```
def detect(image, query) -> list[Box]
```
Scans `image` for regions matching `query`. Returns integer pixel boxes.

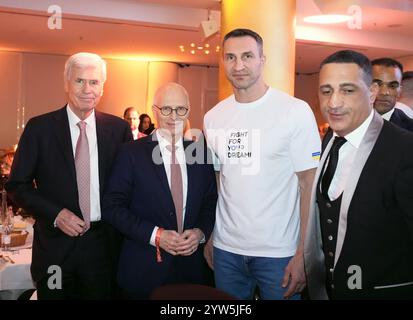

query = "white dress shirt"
[67,105,101,222]
[131,128,139,140]
[150,130,188,246]
[381,108,395,121]
[326,110,374,201]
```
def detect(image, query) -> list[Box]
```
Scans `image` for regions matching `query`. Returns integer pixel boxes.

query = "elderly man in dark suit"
[304,50,413,299]
[102,82,217,299]
[6,52,133,299]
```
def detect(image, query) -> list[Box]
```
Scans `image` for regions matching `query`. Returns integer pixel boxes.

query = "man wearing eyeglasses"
[102,82,217,299]
[372,58,413,132]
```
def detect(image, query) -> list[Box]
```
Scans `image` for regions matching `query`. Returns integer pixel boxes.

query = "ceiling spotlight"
[179,42,219,55]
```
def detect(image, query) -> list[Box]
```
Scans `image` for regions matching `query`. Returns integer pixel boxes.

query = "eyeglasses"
[373,80,401,91]
[154,105,189,116]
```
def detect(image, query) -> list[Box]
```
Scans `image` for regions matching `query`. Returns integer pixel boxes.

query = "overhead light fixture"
[304,14,352,24]
[178,43,220,55]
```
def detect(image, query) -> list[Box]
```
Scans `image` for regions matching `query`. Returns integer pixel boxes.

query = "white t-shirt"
[203,87,321,257]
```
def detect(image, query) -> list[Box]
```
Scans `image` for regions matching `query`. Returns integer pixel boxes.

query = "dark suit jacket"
[6,106,133,282]
[305,113,413,299]
[102,134,217,298]
[390,108,413,132]
[321,127,333,153]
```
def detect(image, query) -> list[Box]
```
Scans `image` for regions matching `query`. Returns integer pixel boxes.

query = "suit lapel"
[304,134,333,299]
[334,112,384,267]
[145,134,175,215]
[95,111,111,193]
[148,134,194,229]
[389,109,401,127]
[53,106,77,183]
[183,140,194,229]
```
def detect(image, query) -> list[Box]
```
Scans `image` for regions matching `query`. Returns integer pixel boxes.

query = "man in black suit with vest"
[6,52,133,299]
[321,57,413,152]
[304,50,413,299]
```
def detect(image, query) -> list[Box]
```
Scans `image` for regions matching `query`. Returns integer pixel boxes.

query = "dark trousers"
[36,222,112,300]
[121,253,211,300]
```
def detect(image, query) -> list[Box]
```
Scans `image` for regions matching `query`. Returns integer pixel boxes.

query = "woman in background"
[139,114,155,136]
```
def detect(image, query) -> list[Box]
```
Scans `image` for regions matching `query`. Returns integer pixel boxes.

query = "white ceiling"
[1,0,413,73]
[136,0,221,9]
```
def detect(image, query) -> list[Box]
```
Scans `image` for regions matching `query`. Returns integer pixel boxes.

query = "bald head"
[153,82,190,107]
[152,82,190,141]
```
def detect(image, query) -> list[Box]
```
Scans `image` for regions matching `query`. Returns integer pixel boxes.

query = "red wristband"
[155,228,164,263]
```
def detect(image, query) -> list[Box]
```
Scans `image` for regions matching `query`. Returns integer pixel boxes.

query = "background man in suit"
[123,107,141,140]
[6,52,133,299]
[102,82,217,299]
[398,71,413,117]
[304,50,413,299]
[372,58,413,130]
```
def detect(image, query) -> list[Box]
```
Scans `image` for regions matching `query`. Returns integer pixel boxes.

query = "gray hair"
[64,52,107,83]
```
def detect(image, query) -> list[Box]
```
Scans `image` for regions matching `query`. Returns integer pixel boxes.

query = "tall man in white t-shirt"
[203,28,321,300]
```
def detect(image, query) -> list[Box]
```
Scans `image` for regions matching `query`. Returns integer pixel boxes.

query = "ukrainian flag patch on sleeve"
[312,151,321,160]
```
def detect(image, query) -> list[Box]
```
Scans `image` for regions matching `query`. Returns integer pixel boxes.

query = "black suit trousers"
[36,224,111,300]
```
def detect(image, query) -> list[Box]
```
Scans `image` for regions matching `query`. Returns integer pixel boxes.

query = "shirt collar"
[333,109,374,149]
[66,104,96,129]
[381,107,395,121]
[156,129,184,153]
[233,86,271,109]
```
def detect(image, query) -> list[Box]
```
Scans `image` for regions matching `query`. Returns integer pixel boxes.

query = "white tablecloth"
[0,248,34,291]
[0,222,35,298]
